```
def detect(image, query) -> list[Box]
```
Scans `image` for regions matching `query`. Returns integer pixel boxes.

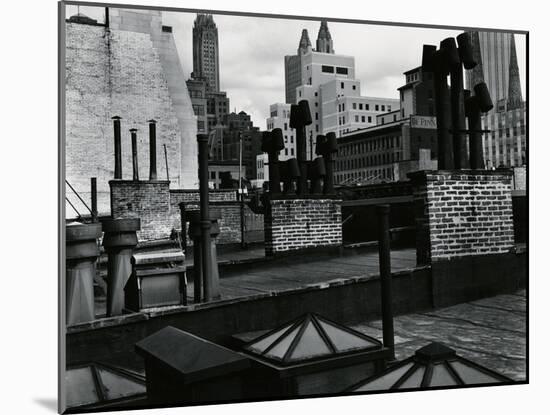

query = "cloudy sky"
[163,11,527,128]
[67,5,527,129]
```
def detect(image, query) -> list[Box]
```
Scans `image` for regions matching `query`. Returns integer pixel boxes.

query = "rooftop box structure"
[135,327,252,405]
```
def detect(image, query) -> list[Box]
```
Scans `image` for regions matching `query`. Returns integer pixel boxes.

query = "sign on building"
[410,116,437,129]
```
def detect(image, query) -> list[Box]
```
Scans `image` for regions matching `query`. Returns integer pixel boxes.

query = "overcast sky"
[67,5,527,129]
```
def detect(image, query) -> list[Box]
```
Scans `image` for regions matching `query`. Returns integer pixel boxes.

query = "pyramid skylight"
[347,342,512,392]
[244,313,382,365]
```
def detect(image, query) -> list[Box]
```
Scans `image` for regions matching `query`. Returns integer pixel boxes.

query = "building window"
[210,172,216,179]
[388,105,391,111]
[315,92,318,97]
[355,115,359,122]
[291,148,294,156]
[315,112,319,120]
[341,82,345,89]
[322,65,335,73]
[375,105,379,111]
[361,116,365,122]
[359,103,363,110]
[368,116,372,123]
[382,105,385,111]
[285,148,288,156]
[284,123,288,130]
[342,103,345,111]
[366,104,369,110]
[352,85,356,90]
[353,103,357,110]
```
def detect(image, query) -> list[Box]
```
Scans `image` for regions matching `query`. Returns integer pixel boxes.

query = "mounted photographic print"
[59,1,528,413]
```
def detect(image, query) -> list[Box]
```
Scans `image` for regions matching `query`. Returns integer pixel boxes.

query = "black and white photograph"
[49,0,534,412]
[57,1,530,413]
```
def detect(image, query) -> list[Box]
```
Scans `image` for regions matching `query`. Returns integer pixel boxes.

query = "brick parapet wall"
[264,199,343,256]
[409,170,514,263]
[109,182,261,244]
[110,180,171,241]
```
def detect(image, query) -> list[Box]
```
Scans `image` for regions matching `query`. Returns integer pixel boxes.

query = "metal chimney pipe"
[112,116,122,179]
[130,128,139,181]
[91,177,98,223]
[432,50,454,170]
[441,38,468,169]
[197,134,213,301]
[323,132,338,194]
[376,204,395,361]
[268,129,284,195]
[290,101,312,196]
[148,120,157,180]
[465,94,484,169]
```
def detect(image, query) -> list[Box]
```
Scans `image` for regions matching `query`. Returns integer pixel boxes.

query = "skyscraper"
[192,14,220,93]
[189,14,230,138]
[465,32,526,168]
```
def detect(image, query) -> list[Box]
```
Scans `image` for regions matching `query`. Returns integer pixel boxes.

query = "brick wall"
[264,199,342,255]
[110,180,171,241]
[109,183,262,244]
[65,16,197,217]
[410,170,514,263]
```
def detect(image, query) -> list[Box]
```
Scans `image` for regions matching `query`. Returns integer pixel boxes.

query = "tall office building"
[465,32,526,168]
[190,14,230,144]
[192,14,220,93]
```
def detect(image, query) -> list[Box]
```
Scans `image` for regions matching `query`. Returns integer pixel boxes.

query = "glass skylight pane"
[289,321,331,360]
[430,363,459,387]
[449,361,504,384]
[248,324,293,354]
[354,362,415,392]
[397,366,425,389]
[66,367,99,408]
[318,320,376,352]
[97,368,146,400]
[265,326,300,359]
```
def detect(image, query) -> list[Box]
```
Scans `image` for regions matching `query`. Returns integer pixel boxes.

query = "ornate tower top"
[298,29,312,55]
[316,20,334,54]
[507,35,523,110]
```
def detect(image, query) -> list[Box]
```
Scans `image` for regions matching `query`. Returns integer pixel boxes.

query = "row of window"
[336,152,402,171]
[335,167,394,184]
[339,136,402,156]
[338,102,391,112]
[189,90,204,98]
[321,65,349,75]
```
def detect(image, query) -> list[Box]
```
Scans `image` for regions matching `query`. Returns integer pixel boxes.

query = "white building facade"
[286,22,398,159]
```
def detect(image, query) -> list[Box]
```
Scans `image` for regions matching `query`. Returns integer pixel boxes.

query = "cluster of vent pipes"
[111,116,169,181]
[423,34,494,170]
